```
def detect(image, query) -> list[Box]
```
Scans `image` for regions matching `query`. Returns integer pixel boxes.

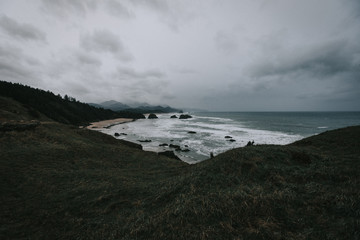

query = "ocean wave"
[99,113,304,163]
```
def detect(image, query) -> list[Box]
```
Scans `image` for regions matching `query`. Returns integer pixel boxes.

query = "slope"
[1,94,359,239]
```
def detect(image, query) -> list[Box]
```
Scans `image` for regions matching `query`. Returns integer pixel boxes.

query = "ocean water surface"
[100,112,360,164]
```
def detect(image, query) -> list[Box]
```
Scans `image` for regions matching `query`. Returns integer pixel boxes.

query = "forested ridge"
[0,80,145,125]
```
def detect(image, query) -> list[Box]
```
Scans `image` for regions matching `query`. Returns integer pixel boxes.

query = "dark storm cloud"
[111,66,171,103]
[47,49,102,80]
[248,40,359,79]
[115,67,165,79]
[129,0,192,31]
[214,31,238,54]
[0,15,46,42]
[80,30,132,62]
[76,52,102,67]
[41,0,97,18]
[43,48,105,101]
[131,0,169,12]
[105,0,133,19]
[176,68,198,75]
[0,45,41,85]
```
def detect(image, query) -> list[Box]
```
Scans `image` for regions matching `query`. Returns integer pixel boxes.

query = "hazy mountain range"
[89,100,182,113]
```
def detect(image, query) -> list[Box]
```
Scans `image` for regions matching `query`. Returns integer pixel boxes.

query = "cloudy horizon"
[1,0,359,111]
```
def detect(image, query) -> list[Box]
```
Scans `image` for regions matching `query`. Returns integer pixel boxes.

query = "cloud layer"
[0,0,359,110]
[0,15,46,42]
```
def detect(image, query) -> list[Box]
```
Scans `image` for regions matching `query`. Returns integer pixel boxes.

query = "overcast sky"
[1,0,359,111]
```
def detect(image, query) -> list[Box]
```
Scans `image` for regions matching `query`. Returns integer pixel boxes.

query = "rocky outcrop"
[225,136,232,139]
[158,151,180,160]
[138,139,152,143]
[187,131,197,134]
[169,144,181,150]
[114,133,127,137]
[117,139,142,150]
[148,113,158,119]
[179,114,192,119]
[159,143,168,147]
[246,140,254,146]
[170,115,177,118]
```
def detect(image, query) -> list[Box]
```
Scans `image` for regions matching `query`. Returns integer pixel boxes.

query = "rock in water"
[170,115,178,118]
[169,144,181,150]
[179,114,192,119]
[148,113,158,119]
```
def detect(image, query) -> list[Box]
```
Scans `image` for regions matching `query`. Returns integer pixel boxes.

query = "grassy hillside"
[1,96,359,239]
[0,80,145,125]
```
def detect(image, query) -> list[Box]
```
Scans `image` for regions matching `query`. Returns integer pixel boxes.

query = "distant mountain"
[0,80,145,125]
[89,101,130,111]
[181,107,208,113]
[92,100,182,113]
[124,105,183,114]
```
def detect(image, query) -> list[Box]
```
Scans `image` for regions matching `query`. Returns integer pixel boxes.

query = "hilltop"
[0,80,145,125]
[0,87,359,239]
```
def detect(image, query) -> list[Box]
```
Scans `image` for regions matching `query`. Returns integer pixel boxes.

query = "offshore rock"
[169,144,181,150]
[148,113,158,119]
[179,114,192,119]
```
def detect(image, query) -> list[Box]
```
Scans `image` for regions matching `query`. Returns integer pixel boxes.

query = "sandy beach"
[86,118,134,129]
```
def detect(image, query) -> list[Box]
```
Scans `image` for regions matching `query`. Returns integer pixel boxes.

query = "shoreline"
[86,118,135,129]
[86,116,196,163]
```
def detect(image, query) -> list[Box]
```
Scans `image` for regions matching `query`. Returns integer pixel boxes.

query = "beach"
[86,118,134,129]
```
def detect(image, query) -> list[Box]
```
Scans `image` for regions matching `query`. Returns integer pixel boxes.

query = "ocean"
[100,112,360,164]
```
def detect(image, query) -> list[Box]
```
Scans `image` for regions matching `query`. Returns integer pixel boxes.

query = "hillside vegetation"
[1,92,359,239]
[0,80,145,125]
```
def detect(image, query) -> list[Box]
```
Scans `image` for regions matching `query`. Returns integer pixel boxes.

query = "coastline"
[86,118,135,129]
[86,115,195,163]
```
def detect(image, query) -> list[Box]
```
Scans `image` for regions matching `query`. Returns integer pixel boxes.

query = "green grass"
[1,97,359,239]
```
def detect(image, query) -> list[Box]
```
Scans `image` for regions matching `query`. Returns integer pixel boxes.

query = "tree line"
[0,80,145,125]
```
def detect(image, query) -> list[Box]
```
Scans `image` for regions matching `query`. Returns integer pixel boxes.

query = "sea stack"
[179,114,192,119]
[148,113,158,119]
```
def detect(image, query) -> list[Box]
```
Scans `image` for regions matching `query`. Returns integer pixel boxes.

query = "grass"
[1,97,359,239]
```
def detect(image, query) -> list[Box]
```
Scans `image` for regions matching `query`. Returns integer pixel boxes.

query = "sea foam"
[100,113,303,163]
